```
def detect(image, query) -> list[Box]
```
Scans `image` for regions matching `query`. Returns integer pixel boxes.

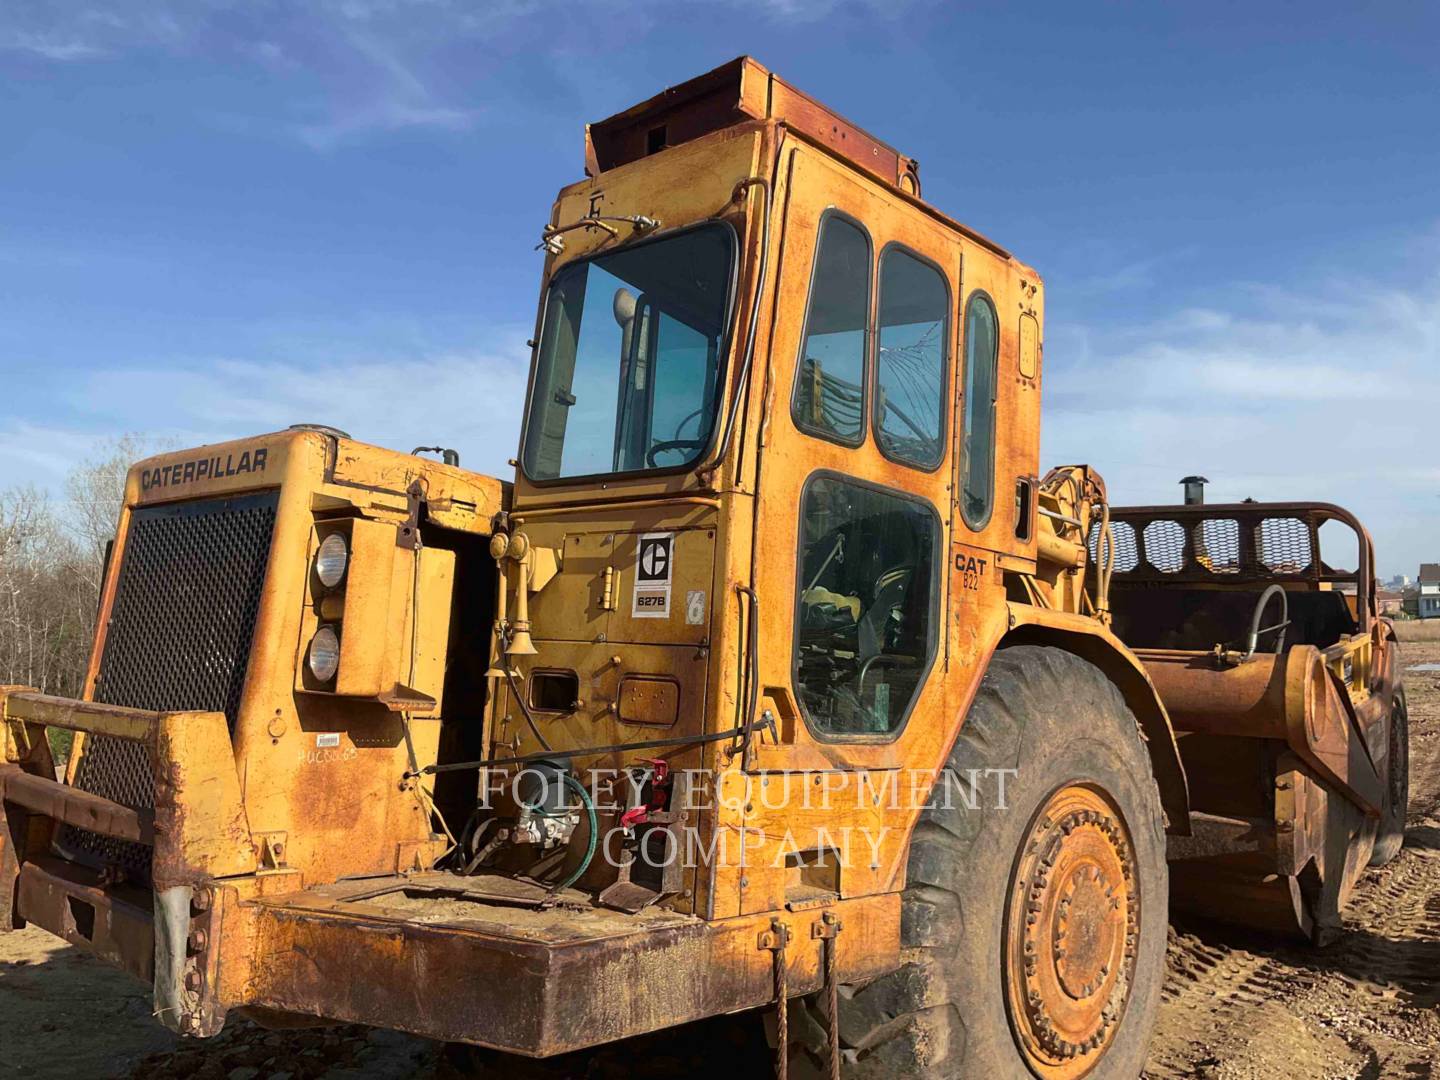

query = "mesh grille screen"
[1197,518,1241,574]
[1105,509,1338,581]
[59,491,279,879]
[1143,520,1187,573]
[1259,517,1312,573]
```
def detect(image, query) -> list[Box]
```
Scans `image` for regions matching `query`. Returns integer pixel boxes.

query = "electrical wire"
[709,176,772,473]
[397,520,457,857]
[502,659,553,752]
[410,713,776,777]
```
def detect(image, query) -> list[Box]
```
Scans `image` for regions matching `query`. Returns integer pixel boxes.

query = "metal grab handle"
[858,653,916,698]
[1243,584,1291,661]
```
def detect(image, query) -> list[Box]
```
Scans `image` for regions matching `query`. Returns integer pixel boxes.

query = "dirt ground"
[4,638,1438,1079]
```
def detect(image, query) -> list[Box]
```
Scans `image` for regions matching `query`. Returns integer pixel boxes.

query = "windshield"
[522,224,735,481]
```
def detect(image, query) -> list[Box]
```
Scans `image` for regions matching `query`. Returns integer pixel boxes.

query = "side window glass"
[795,476,938,737]
[961,293,999,529]
[875,248,948,468]
[793,215,871,445]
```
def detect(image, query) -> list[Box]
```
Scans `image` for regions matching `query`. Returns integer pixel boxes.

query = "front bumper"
[2,689,901,1055]
[2,688,253,1034]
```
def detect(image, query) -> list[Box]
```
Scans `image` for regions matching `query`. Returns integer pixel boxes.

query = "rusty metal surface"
[150,710,256,889]
[1100,502,1376,624]
[4,691,158,741]
[1122,501,1400,940]
[2,690,254,887]
[234,885,899,1056]
[1137,649,1288,737]
[586,57,933,225]
[16,855,155,982]
[1135,644,1384,818]
[1281,645,1384,816]
[1003,784,1139,1078]
[0,764,153,843]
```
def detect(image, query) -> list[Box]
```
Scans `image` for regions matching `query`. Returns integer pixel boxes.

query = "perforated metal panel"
[1197,518,1241,574]
[58,491,279,880]
[1259,517,1312,573]
[1143,520,1187,573]
[1104,505,1346,585]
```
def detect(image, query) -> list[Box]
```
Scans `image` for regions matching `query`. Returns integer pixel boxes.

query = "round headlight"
[308,625,340,682]
[315,533,348,588]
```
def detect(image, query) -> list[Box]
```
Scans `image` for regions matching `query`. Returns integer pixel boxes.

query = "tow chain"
[813,911,844,1080]
[759,918,791,1080]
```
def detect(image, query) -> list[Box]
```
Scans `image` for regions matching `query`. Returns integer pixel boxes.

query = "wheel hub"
[1005,784,1139,1079]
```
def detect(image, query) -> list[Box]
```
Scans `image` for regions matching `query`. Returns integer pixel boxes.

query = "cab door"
[735,140,967,916]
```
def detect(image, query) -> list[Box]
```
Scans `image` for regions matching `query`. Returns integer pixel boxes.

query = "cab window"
[960,293,999,530]
[522,224,733,481]
[875,247,948,469]
[793,213,871,446]
[795,475,939,737]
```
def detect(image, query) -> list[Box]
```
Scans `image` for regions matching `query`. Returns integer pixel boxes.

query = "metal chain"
[825,928,840,1080]
[761,918,790,1080]
[814,911,843,1080]
[775,932,789,1080]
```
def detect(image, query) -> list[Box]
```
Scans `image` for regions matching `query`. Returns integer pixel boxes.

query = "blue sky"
[2,1,1437,576]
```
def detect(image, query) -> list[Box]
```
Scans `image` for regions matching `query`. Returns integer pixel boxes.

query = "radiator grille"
[59,491,280,880]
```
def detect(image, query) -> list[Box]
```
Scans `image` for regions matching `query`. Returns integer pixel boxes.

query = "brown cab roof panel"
[585,55,922,199]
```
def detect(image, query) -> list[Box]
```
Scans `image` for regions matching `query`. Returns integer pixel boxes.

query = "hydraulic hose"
[550,773,598,895]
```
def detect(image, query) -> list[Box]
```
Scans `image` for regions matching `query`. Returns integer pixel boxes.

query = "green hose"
[550,773,598,895]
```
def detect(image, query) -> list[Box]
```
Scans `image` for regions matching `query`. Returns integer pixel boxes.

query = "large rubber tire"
[802,645,1169,1079]
[1370,687,1409,868]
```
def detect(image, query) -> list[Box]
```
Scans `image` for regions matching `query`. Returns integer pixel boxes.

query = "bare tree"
[0,436,169,760]
[64,435,151,595]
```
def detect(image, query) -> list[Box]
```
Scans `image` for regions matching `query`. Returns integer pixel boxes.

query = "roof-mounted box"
[585,56,922,199]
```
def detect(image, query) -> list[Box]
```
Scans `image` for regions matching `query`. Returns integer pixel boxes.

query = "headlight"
[315,533,348,588]
[308,625,341,682]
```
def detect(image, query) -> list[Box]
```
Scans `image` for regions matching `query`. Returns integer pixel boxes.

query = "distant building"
[1389,573,1411,589]
[1419,564,1440,619]
[1376,590,1404,616]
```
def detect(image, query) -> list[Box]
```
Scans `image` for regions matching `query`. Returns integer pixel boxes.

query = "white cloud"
[293,100,482,150]
[0,0,927,144]
[0,347,532,497]
[1043,265,1440,577]
[0,421,107,483]
[83,350,532,474]
[1,31,104,60]
[0,2,491,146]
